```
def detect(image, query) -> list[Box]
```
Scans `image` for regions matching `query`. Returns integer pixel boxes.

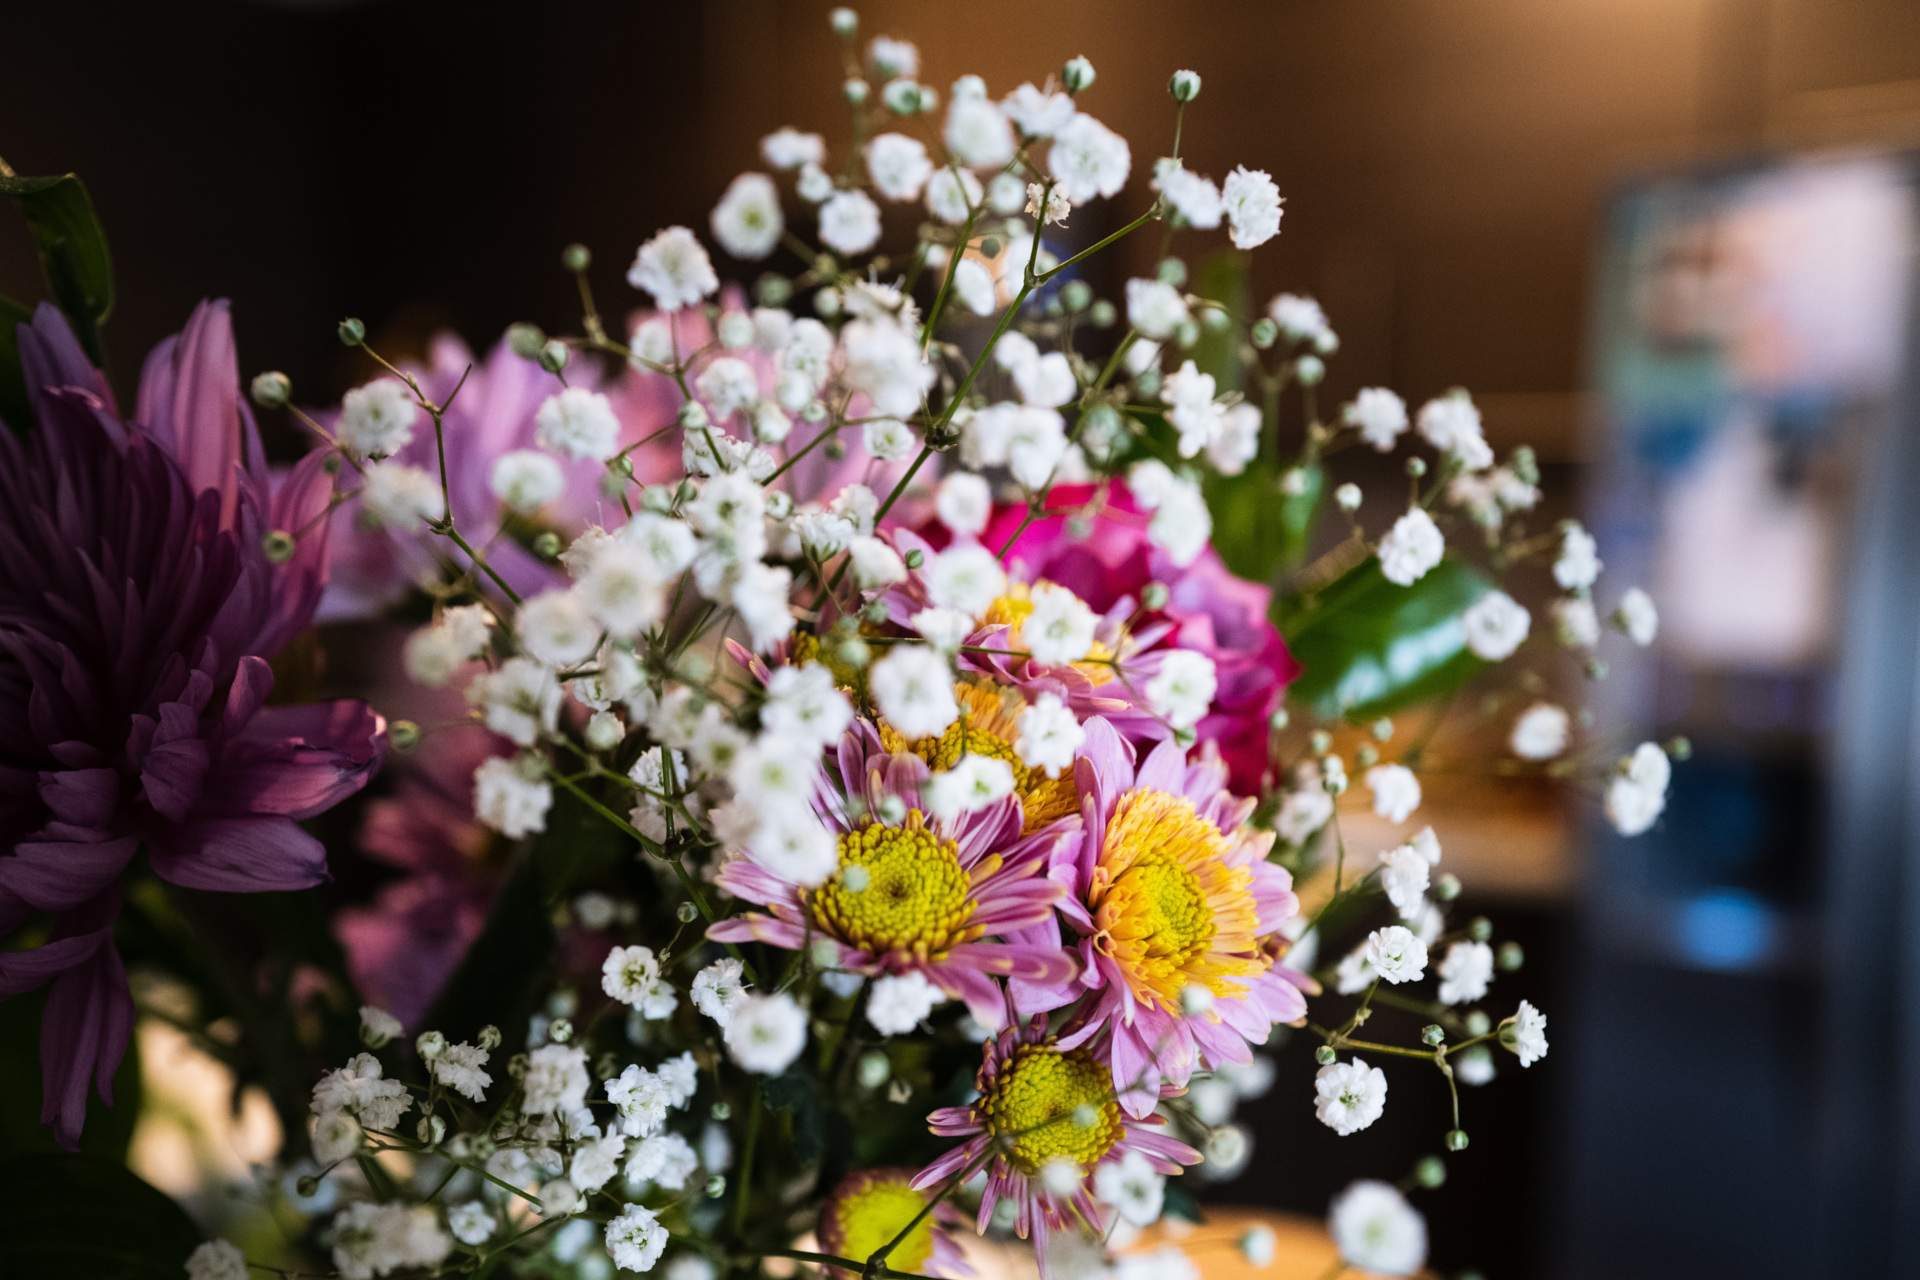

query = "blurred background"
[9,2,1920,1277]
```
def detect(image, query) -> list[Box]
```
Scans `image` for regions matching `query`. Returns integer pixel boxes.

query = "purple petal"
[210,699,387,819]
[147,815,329,892]
[0,836,138,913]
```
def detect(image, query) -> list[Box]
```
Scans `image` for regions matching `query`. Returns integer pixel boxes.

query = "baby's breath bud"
[1498,941,1525,971]
[857,1051,891,1089]
[1157,257,1188,287]
[825,438,847,461]
[801,399,829,423]
[537,340,570,374]
[1295,355,1325,385]
[1066,516,1093,541]
[1269,708,1290,731]
[562,243,591,272]
[1089,299,1117,328]
[1250,317,1279,349]
[1061,279,1093,313]
[532,531,562,560]
[1468,917,1493,943]
[840,864,872,893]
[878,794,907,824]
[717,311,755,349]
[881,78,924,115]
[584,711,625,752]
[1140,581,1171,611]
[843,77,870,105]
[416,1030,446,1060]
[1586,657,1610,680]
[548,1017,573,1044]
[705,1174,728,1198]
[863,601,890,625]
[416,1114,446,1145]
[676,900,699,923]
[1421,1024,1445,1046]
[1446,1128,1470,1152]
[337,317,366,347]
[1372,717,1394,741]
[1181,985,1215,1017]
[1173,319,1200,349]
[1511,444,1539,486]
[477,1024,502,1051]
[710,1101,732,1121]
[1202,306,1231,332]
[1169,69,1202,102]
[1314,1045,1337,1066]
[1406,456,1428,478]
[904,548,925,569]
[1415,1155,1447,1188]
[1309,729,1332,755]
[756,274,792,307]
[1356,744,1379,768]
[389,720,421,752]
[836,638,871,669]
[1071,1103,1099,1129]
[1666,736,1692,761]
[608,453,635,479]
[596,1052,620,1080]
[1433,872,1462,901]
[506,322,546,359]
[681,652,713,682]
[829,6,856,35]
[679,399,710,430]
[1465,1010,1491,1037]
[809,939,840,971]
[261,529,297,563]
[250,371,292,410]
[507,1052,530,1080]
[1174,725,1198,748]
[1062,56,1096,93]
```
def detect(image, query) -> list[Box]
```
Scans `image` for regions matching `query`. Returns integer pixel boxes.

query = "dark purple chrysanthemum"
[0,301,387,1147]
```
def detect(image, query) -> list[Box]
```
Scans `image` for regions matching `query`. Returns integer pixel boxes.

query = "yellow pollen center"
[831,1180,935,1273]
[880,681,1080,834]
[1089,789,1266,1012]
[980,1044,1123,1173]
[810,812,980,958]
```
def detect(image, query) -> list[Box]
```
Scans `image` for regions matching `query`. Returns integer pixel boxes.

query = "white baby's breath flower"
[431,1042,492,1102]
[602,945,678,1017]
[1015,692,1084,779]
[950,257,997,316]
[628,226,719,311]
[627,1133,700,1190]
[522,1043,590,1116]
[924,167,984,225]
[724,992,809,1074]
[516,589,599,667]
[1026,182,1073,226]
[1048,112,1130,202]
[1094,1149,1166,1227]
[1329,1180,1426,1277]
[761,127,825,171]
[935,472,992,537]
[945,92,1016,168]
[924,543,1006,615]
[862,416,916,462]
[696,357,761,422]
[1023,582,1097,666]
[818,189,883,255]
[1145,650,1218,731]
[869,645,960,739]
[1128,460,1212,566]
[535,387,621,462]
[1365,925,1428,984]
[1154,160,1223,229]
[1437,941,1495,1006]
[761,663,854,751]
[1376,508,1444,586]
[1003,82,1077,138]
[711,172,784,260]
[1554,523,1602,590]
[1269,293,1333,345]
[1366,764,1421,823]
[336,378,417,458]
[1346,387,1408,451]
[1504,999,1549,1066]
[1553,596,1601,647]
[1417,390,1492,470]
[605,1204,669,1274]
[1276,787,1334,844]
[187,1240,249,1280]
[1615,586,1658,645]
[733,562,796,652]
[359,463,444,532]
[1314,1058,1388,1135]
[447,1202,495,1247]
[1510,702,1569,760]
[473,757,552,838]
[1605,742,1670,836]
[865,133,934,201]
[1125,277,1189,340]
[746,805,839,887]
[1222,165,1284,249]
[691,958,750,1029]
[866,970,946,1035]
[1463,590,1531,661]
[924,753,1015,822]
[1377,842,1431,920]
[848,535,908,589]
[490,449,565,514]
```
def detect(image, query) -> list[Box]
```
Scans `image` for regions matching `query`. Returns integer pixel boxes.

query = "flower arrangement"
[0,9,1678,1280]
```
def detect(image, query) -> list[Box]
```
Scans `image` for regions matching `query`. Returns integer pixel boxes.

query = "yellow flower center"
[984,583,1118,686]
[830,1178,935,1273]
[1089,789,1266,1013]
[880,681,1079,834]
[980,1044,1123,1173]
[810,812,982,958]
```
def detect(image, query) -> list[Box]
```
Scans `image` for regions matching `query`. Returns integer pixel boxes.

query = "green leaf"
[1189,251,1248,392]
[0,169,114,365]
[1162,1183,1207,1224]
[0,1151,200,1278]
[0,292,32,432]
[1206,460,1321,585]
[1283,556,1491,722]
[0,981,142,1162]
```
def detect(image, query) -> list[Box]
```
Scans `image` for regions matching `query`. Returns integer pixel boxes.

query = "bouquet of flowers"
[0,10,1677,1280]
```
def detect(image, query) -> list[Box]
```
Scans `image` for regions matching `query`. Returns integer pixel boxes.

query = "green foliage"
[1283,557,1491,721]
[0,984,141,1161]
[0,1152,199,1278]
[0,169,115,365]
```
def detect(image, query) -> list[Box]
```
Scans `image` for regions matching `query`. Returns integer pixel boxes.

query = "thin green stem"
[732,1083,763,1235]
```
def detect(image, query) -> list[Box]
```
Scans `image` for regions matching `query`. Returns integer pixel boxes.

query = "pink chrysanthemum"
[914,1013,1198,1268]
[709,729,1077,1029]
[1013,718,1306,1116]
[816,1166,972,1279]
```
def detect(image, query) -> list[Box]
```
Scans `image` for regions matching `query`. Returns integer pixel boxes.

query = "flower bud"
[863,601,889,625]
[538,339,570,374]
[676,900,700,923]
[250,371,292,409]
[1269,708,1290,732]
[338,317,366,347]
[904,548,924,569]
[261,529,297,564]
[585,711,624,752]
[506,322,547,359]
[1469,916,1493,942]
[857,1051,891,1089]
[416,1114,446,1145]
[1294,354,1325,386]
[881,78,923,115]
[1421,1024,1445,1046]
[1465,1010,1491,1037]
[389,720,421,752]
[1169,69,1202,102]
[532,531,562,560]
[596,1052,620,1080]
[836,638,871,670]
[1666,735,1692,761]
[1250,317,1279,349]
[1071,1103,1099,1129]
[416,1030,447,1059]
[1433,872,1462,902]
[824,438,847,461]
[1446,1128,1470,1152]
[296,1175,321,1197]
[1406,456,1428,478]
[840,864,872,893]
[828,6,856,35]
[757,273,793,307]
[1062,56,1096,93]
[1089,299,1117,328]
[1181,985,1214,1017]
[843,77,870,105]
[1355,745,1378,768]
[1309,729,1332,755]
[1060,280,1093,313]
[710,1101,732,1121]
[878,794,907,824]
[810,938,840,971]
[1415,1155,1447,1187]
[548,1017,573,1043]
[1314,1045,1337,1066]
[705,1174,728,1198]
[815,287,843,318]
[1173,319,1200,349]
[1498,941,1524,971]
[562,243,591,272]
[1157,256,1188,287]
[979,236,1002,257]
[716,311,755,349]
[1334,485,1363,514]
[477,1024,502,1050]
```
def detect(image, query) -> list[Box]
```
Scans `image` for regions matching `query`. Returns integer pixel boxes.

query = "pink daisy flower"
[708,729,1078,1029]
[816,1166,972,1278]
[914,1013,1198,1267]
[1013,717,1307,1116]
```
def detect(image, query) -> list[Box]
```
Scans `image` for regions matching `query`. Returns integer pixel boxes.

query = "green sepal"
[0,169,115,366]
